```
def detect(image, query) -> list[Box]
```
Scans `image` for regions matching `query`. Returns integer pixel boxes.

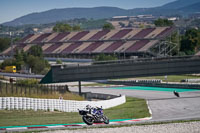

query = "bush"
[102,23,115,30]
[56,59,62,64]
[16,79,39,86]
[95,54,117,61]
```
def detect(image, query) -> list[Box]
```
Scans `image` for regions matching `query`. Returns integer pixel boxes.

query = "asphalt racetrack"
[70,85,200,121]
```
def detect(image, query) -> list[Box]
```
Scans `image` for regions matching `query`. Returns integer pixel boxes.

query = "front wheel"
[103,116,109,124]
[82,116,94,125]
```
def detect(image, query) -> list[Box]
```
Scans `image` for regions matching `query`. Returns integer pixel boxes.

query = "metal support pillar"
[78,81,81,95]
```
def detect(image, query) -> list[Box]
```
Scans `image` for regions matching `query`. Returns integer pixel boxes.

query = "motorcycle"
[78,105,109,125]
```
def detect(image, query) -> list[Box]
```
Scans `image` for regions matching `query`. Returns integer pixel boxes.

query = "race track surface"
[70,86,200,121]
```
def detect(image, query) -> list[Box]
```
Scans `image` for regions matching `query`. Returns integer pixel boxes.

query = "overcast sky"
[0,0,176,24]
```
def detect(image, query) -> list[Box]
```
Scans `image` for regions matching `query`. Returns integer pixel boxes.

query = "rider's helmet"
[86,105,91,110]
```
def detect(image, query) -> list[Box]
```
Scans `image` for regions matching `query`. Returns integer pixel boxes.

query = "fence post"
[25,85,27,96]
[0,82,2,94]
[41,84,43,95]
[16,83,18,95]
[20,84,23,96]
[6,82,8,94]
[11,83,14,95]
[29,85,31,96]
[46,85,49,95]
[51,85,53,94]
[37,84,39,95]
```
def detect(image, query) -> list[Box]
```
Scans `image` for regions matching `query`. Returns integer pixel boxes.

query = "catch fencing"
[0,81,69,97]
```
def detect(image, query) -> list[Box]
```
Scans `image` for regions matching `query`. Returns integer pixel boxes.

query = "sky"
[0,0,176,24]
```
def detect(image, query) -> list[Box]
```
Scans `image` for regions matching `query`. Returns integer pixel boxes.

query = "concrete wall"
[0,95,126,112]
[41,56,200,83]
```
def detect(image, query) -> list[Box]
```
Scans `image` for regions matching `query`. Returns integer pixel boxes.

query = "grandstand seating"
[1,45,17,55]
[49,32,70,42]
[156,27,173,38]
[132,28,155,39]
[93,42,113,53]
[61,42,82,54]
[18,34,34,43]
[5,44,27,55]
[81,42,104,53]
[115,41,136,52]
[122,29,142,39]
[44,33,59,42]
[138,40,158,51]
[42,44,53,51]
[125,40,150,52]
[52,43,71,54]
[23,44,34,52]
[145,28,166,38]
[89,30,110,40]
[69,31,89,41]
[110,29,132,39]
[31,33,51,43]
[103,41,125,53]
[2,27,175,57]
[72,42,92,53]
[44,43,62,53]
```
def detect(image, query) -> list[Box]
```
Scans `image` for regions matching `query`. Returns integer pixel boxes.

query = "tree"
[28,45,43,57]
[102,23,114,30]
[119,22,125,28]
[0,38,10,52]
[95,54,117,61]
[0,58,16,69]
[154,18,174,27]
[180,29,200,55]
[56,59,62,64]
[1,45,50,74]
[26,55,50,74]
[72,25,81,31]
[14,49,25,70]
[53,23,72,32]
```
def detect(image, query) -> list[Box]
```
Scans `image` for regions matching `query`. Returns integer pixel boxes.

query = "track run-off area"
[70,85,200,121]
[1,85,200,132]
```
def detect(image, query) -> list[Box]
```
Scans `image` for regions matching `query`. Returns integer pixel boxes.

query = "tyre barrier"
[0,95,126,112]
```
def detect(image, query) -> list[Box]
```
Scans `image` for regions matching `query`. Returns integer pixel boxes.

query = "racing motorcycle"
[78,105,109,125]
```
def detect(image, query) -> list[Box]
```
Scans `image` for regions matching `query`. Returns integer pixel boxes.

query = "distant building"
[168,17,179,21]
[190,12,200,19]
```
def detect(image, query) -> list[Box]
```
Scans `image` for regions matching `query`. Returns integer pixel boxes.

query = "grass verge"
[0,82,84,101]
[0,97,150,127]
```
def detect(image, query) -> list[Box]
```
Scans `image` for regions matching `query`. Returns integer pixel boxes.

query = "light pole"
[10,32,14,57]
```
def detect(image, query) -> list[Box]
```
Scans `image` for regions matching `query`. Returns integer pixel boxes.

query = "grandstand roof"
[1,27,175,56]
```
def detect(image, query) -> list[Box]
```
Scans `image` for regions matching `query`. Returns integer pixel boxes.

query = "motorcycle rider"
[85,105,103,120]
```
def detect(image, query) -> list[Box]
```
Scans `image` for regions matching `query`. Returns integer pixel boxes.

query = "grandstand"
[1,27,176,58]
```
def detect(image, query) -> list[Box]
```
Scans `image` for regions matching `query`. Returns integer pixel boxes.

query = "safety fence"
[0,81,69,97]
[0,95,126,112]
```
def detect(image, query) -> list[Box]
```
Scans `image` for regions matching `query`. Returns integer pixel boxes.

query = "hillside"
[3,7,127,26]
[160,0,200,9]
[3,0,200,26]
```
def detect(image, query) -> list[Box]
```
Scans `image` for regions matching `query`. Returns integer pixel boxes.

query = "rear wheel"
[82,116,94,125]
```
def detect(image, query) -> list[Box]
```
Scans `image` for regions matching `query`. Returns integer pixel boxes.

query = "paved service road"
[69,86,200,121]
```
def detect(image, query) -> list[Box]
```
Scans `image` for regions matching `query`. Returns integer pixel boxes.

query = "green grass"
[0,97,150,127]
[104,97,150,120]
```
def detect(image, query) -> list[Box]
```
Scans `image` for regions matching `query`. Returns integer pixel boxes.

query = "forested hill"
[3,0,200,26]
